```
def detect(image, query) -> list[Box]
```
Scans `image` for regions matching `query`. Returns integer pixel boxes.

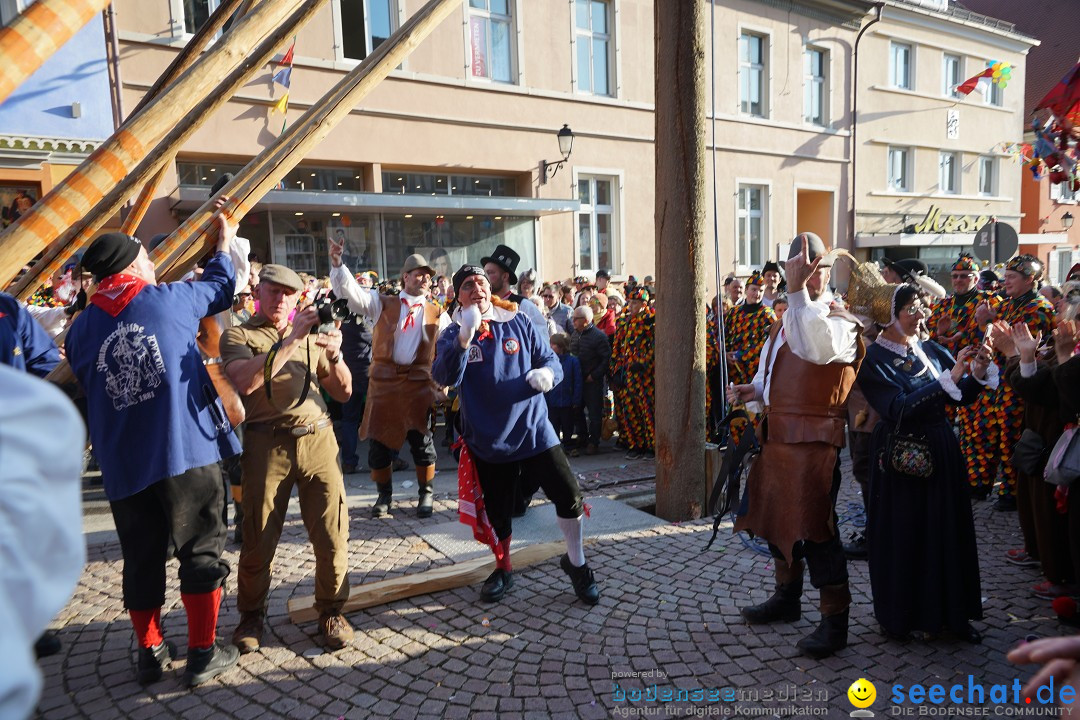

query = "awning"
[172,187,580,217]
[855,232,1046,249]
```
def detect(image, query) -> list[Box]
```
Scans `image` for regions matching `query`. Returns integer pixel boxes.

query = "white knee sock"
[557,515,586,567]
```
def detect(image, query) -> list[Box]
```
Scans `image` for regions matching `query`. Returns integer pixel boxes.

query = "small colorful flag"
[272,93,289,114]
[272,66,292,88]
[279,41,295,68]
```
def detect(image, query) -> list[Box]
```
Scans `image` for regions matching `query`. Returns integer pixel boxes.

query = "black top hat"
[480,244,521,286]
[881,257,928,282]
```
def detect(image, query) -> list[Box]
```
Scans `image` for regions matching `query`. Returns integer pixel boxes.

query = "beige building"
[853,0,1038,279]
[111,0,885,285]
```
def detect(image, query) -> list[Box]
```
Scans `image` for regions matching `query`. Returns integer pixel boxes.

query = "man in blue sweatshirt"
[433,265,600,605]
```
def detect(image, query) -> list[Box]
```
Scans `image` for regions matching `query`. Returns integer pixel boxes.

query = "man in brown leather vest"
[728,233,864,660]
[330,240,448,518]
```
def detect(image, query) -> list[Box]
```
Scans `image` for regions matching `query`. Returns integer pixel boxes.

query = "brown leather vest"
[369,295,441,380]
[762,320,865,448]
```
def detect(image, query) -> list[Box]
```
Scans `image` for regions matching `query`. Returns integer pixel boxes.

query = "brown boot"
[231,610,264,654]
[371,466,393,517]
[796,583,851,659]
[741,559,804,624]
[319,612,354,650]
[416,464,435,518]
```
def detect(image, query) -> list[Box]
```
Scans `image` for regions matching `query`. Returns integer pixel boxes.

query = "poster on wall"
[328,224,375,273]
[418,246,466,279]
[1,184,40,229]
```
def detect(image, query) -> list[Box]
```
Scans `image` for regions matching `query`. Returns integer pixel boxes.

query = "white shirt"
[750,287,859,405]
[22,302,69,338]
[0,366,86,720]
[330,264,449,366]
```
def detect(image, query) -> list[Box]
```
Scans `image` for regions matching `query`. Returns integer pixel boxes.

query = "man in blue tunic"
[433,265,600,605]
[66,212,242,688]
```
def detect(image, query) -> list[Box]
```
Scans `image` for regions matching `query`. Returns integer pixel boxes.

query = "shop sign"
[912,205,989,234]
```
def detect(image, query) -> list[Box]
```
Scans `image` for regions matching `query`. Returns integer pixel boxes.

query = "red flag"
[1034,61,1080,119]
[278,41,295,67]
[955,67,992,97]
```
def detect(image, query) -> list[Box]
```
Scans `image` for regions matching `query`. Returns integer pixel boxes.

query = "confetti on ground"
[481,617,490,627]
[303,648,323,658]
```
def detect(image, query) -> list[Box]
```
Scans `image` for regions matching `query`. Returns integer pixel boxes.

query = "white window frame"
[890,41,913,90]
[888,146,912,193]
[168,0,225,38]
[978,70,1003,107]
[943,53,962,98]
[738,30,769,119]
[1049,248,1074,285]
[572,0,615,97]
[1051,180,1078,204]
[735,182,770,270]
[803,45,827,126]
[573,169,624,275]
[466,0,518,85]
[938,151,958,195]
[978,156,996,197]
[335,0,400,62]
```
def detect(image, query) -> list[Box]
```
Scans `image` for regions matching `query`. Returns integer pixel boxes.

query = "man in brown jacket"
[329,239,448,518]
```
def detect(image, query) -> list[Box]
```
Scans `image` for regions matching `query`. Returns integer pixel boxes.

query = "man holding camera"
[220,264,354,652]
[329,240,448,519]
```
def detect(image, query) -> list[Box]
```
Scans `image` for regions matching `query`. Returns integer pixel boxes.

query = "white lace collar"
[875,334,912,357]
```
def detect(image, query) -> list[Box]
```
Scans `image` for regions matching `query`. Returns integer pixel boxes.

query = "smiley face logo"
[848,678,876,709]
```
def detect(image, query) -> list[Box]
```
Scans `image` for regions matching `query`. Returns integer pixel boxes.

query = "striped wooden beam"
[0,0,306,289]
[0,0,111,106]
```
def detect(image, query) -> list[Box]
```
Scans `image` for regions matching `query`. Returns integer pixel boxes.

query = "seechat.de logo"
[848,678,877,717]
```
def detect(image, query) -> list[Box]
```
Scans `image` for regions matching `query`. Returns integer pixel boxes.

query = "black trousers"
[767,454,848,589]
[474,446,584,542]
[109,463,230,610]
[369,430,437,470]
[548,406,576,445]
[574,380,604,447]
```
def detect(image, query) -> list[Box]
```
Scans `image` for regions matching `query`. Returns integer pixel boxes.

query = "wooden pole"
[0,0,112,106]
[653,0,707,521]
[0,0,307,288]
[5,0,327,299]
[150,0,463,281]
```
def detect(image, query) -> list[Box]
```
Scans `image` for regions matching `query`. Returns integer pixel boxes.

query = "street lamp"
[1063,211,1074,230]
[539,124,575,185]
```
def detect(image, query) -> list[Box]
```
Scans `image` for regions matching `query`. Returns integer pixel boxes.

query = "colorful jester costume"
[28,285,62,308]
[957,257,1055,499]
[725,301,776,386]
[613,289,655,452]
[706,307,722,439]
[928,255,999,357]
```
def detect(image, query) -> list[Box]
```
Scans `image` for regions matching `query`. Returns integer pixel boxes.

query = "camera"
[311,295,350,334]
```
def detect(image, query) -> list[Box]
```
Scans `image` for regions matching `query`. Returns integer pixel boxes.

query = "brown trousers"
[237,425,350,615]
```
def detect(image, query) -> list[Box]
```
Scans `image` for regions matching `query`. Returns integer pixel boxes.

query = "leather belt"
[247,418,332,438]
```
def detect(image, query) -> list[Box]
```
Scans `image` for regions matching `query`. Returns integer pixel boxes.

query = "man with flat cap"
[221,262,354,652]
[727,232,864,659]
[65,212,242,687]
[329,239,449,518]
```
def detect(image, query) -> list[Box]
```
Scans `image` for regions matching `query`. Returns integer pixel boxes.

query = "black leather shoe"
[797,611,849,659]
[843,532,867,560]
[741,584,802,624]
[371,484,393,518]
[957,623,982,644]
[968,485,990,501]
[34,630,62,659]
[480,569,513,602]
[184,639,240,688]
[560,554,600,605]
[417,488,434,518]
[137,640,177,685]
[993,495,1017,512]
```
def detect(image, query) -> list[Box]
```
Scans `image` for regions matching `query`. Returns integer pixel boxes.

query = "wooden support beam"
[287,541,573,624]
[0,0,308,289]
[0,0,112,106]
[6,0,328,300]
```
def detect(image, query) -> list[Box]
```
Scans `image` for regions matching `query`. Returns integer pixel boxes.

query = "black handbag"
[884,402,934,479]
[1011,428,1047,476]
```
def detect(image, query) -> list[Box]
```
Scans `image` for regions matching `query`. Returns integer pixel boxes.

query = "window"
[804,47,827,125]
[1051,180,1078,203]
[341,0,397,61]
[978,75,1003,107]
[468,0,514,83]
[575,0,612,96]
[177,162,364,192]
[943,54,962,98]
[890,42,913,90]
[0,0,30,26]
[381,172,514,196]
[888,146,911,192]
[1049,248,1074,285]
[939,152,958,194]
[736,184,767,268]
[577,175,619,274]
[978,156,996,196]
[739,33,768,118]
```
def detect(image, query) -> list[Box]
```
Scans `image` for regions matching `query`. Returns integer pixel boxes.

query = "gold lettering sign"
[912,206,989,234]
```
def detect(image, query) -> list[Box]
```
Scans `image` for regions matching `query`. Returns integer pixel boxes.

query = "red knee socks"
[494,537,513,572]
[129,608,163,649]
[181,587,222,651]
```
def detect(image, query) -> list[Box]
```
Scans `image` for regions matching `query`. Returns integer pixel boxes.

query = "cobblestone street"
[37,446,1070,719]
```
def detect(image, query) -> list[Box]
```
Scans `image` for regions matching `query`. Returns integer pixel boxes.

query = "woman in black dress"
[856,283,995,643]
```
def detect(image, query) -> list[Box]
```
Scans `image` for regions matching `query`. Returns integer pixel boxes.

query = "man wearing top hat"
[726,232,864,660]
[482,244,548,338]
[328,238,449,518]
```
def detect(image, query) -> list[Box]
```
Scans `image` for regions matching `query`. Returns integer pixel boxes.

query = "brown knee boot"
[371,466,393,517]
[797,583,851,659]
[741,558,804,624]
[416,464,435,518]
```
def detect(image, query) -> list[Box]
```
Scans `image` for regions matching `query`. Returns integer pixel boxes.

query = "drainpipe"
[850,3,884,256]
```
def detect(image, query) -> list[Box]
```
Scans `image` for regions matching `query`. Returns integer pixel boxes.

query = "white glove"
[458,305,482,344]
[526,367,555,393]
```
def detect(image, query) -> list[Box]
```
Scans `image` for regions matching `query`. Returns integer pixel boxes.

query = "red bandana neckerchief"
[476,320,493,342]
[401,298,423,330]
[90,273,149,317]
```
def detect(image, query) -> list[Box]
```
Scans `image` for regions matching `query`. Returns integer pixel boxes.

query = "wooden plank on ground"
[287,540,572,624]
